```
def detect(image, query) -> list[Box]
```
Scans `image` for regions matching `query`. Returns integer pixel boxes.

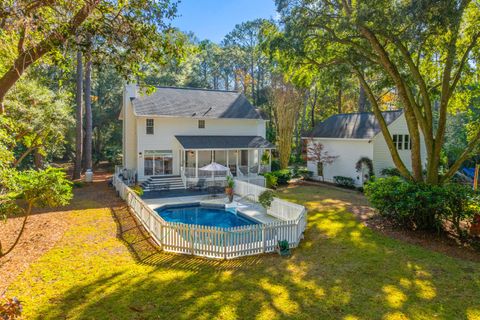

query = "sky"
[171,0,277,43]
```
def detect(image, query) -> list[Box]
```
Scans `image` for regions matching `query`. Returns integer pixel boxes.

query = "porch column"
[226,151,229,168]
[195,150,198,178]
[247,150,250,176]
[258,149,262,174]
[236,150,239,170]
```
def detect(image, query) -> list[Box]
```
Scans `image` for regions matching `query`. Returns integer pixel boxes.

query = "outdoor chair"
[153,183,170,192]
[214,180,225,193]
[190,179,206,191]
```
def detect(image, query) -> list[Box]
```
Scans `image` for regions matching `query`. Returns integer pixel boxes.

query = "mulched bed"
[294,179,480,263]
[0,166,121,293]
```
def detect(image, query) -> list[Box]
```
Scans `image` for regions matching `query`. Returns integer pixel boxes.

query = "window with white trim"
[146,119,154,135]
[392,134,411,150]
[198,120,205,129]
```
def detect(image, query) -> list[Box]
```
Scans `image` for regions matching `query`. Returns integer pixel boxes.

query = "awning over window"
[175,135,275,150]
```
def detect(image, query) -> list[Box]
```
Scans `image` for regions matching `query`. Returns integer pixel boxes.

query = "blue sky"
[171,0,277,43]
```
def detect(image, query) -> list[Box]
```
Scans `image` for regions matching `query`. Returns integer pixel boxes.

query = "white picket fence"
[113,173,307,259]
[233,179,267,202]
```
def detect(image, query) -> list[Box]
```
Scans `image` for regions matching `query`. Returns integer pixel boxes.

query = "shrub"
[333,176,355,189]
[270,169,292,185]
[438,183,480,238]
[259,190,275,209]
[298,168,313,179]
[73,181,84,188]
[263,172,278,189]
[271,159,281,171]
[364,177,480,233]
[0,167,72,257]
[131,185,144,196]
[291,166,311,179]
[380,167,402,177]
[291,165,301,178]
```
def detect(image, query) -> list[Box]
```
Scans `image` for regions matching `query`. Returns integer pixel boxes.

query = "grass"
[5,183,480,319]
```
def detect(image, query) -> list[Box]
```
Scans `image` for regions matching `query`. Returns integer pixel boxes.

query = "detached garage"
[303,110,426,186]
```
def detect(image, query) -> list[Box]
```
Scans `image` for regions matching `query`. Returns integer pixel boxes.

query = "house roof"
[307,110,404,139]
[132,86,262,119]
[175,135,275,149]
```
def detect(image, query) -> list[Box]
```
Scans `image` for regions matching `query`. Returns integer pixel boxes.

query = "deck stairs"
[141,175,185,191]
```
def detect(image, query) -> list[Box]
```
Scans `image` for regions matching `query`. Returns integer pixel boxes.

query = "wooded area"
[1,2,480,318]
[0,1,479,255]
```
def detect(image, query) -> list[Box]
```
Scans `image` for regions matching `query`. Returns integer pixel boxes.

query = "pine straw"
[0,170,120,293]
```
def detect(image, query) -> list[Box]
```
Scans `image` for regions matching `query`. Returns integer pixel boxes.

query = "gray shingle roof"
[132,86,262,119]
[175,135,275,149]
[308,110,404,139]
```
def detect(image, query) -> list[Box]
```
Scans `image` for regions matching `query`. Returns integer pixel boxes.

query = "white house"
[303,110,427,186]
[120,84,274,190]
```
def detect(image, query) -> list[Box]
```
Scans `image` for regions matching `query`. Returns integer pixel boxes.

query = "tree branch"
[352,65,413,180]
[0,202,31,258]
[0,0,100,113]
[442,128,480,182]
[391,36,433,131]
[449,32,479,96]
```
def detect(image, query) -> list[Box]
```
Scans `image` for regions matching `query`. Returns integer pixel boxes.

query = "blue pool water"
[156,204,258,228]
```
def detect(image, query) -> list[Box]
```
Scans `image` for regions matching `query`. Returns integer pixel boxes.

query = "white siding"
[122,84,138,171]
[372,114,427,176]
[306,139,373,186]
[135,116,266,181]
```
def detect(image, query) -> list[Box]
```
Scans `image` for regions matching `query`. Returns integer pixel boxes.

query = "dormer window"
[146,119,154,134]
[198,120,205,129]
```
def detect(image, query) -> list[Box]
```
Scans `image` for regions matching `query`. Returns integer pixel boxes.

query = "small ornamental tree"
[306,140,338,179]
[0,167,73,257]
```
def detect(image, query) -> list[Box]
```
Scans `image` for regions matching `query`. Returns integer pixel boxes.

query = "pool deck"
[142,194,281,224]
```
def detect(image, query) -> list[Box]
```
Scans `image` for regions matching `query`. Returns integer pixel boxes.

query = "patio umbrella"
[199,162,229,195]
[199,162,229,172]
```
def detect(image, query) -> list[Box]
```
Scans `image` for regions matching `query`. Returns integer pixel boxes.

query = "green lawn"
[6,183,480,320]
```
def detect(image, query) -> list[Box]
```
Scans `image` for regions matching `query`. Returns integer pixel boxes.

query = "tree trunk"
[34,150,43,169]
[311,87,318,128]
[73,48,83,179]
[250,55,255,103]
[84,52,93,171]
[224,73,229,90]
[296,91,310,157]
[0,1,99,113]
[359,25,424,181]
[337,88,342,113]
[234,70,239,91]
[0,202,32,258]
[358,83,370,112]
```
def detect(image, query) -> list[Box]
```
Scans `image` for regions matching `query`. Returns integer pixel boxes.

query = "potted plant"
[276,240,290,256]
[225,176,234,203]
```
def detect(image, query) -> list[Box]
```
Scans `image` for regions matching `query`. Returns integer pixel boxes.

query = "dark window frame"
[146,119,154,135]
[198,119,205,129]
[392,134,412,150]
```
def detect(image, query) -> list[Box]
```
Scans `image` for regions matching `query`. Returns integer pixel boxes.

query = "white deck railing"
[113,172,307,259]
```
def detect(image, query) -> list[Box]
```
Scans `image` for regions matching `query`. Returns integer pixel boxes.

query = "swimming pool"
[155,203,258,228]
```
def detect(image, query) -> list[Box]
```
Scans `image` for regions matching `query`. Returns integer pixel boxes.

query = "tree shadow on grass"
[30,184,480,319]
[109,203,264,271]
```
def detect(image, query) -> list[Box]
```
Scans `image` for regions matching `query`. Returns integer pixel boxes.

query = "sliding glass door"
[144,150,173,176]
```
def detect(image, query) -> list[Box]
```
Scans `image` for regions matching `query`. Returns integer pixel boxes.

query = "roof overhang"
[301,137,371,141]
[175,135,275,150]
